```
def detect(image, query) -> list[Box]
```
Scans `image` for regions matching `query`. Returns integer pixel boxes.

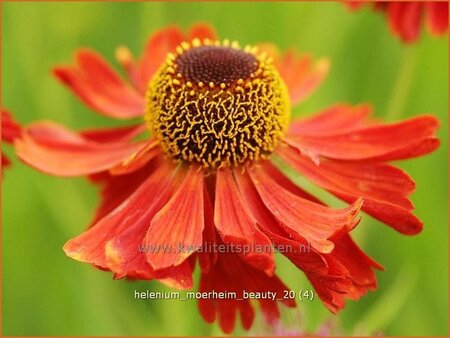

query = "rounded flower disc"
[146,38,290,169]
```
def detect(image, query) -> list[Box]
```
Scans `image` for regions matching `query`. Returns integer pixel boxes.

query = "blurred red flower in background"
[348,1,448,43]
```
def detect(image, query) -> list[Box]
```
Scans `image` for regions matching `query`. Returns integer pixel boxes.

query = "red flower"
[1,109,22,170]
[348,1,448,43]
[15,24,439,332]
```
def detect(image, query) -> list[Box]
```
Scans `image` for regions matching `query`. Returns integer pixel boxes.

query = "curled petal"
[144,165,204,269]
[262,229,350,312]
[310,234,381,313]
[286,115,440,162]
[215,169,275,274]
[288,104,372,136]
[331,233,383,287]
[248,164,362,253]
[276,50,330,105]
[277,145,424,234]
[15,122,146,177]
[54,49,145,119]
[268,228,380,313]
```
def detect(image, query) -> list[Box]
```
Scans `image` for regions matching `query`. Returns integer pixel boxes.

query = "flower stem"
[385,46,418,121]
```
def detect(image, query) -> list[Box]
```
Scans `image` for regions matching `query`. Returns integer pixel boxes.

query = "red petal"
[332,233,383,285]
[53,49,144,119]
[215,169,275,274]
[427,2,448,35]
[270,229,379,313]
[197,186,218,273]
[188,23,217,41]
[288,104,372,136]
[234,168,331,276]
[64,158,193,288]
[286,115,439,162]
[277,145,424,234]
[88,158,160,226]
[15,122,146,177]
[109,138,160,175]
[2,109,22,143]
[277,50,329,105]
[80,123,146,143]
[117,24,213,93]
[144,165,204,269]
[198,251,294,333]
[2,153,11,169]
[248,164,362,253]
[259,225,351,313]
[135,26,184,92]
[388,2,423,43]
[312,234,381,312]
[259,160,323,204]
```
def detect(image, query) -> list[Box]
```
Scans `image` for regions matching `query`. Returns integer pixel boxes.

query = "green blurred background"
[2,1,448,336]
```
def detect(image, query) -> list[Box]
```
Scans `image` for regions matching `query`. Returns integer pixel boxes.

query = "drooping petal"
[288,104,372,136]
[276,50,330,105]
[215,169,275,275]
[331,233,383,290]
[64,158,193,287]
[15,121,147,177]
[54,49,145,119]
[261,228,351,312]
[144,165,204,269]
[258,160,323,204]
[426,2,448,35]
[198,251,295,333]
[277,145,424,234]
[234,167,327,273]
[197,185,218,273]
[106,181,196,288]
[80,123,146,143]
[247,163,362,253]
[286,115,439,163]
[88,158,160,226]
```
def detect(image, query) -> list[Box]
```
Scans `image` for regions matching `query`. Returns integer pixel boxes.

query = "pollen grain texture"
[146,38,290,169]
